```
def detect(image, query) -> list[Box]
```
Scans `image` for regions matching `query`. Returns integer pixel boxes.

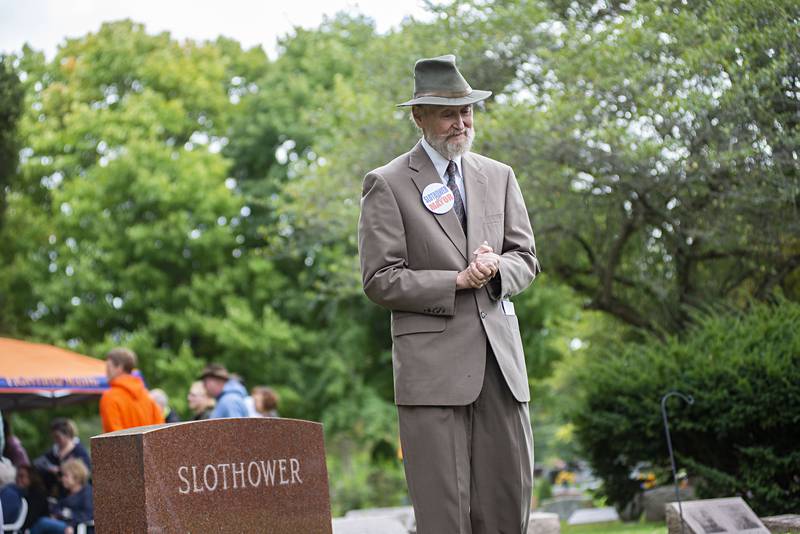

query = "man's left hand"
[473,242,500,279]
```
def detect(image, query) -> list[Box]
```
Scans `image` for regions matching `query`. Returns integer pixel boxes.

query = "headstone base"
[761,515,800,534]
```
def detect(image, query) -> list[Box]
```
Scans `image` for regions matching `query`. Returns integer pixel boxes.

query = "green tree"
[475,0,800,333]
[0,55,24,226]
[0,55,26,333]
[568,299,800,515]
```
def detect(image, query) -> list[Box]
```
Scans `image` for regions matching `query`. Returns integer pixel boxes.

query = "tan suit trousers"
[398,347,533,534]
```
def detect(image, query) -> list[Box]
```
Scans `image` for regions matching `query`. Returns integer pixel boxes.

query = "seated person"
[0,461,24,528]
[16,464,50,530]
[3,415,31,467]
[31,458,93,534]
[33,418,91,497]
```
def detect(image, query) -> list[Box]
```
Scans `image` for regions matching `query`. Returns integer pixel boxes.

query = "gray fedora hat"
[397,54,492,107]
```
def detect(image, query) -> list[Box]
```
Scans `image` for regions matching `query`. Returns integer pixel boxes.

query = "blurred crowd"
[0,347,281,532]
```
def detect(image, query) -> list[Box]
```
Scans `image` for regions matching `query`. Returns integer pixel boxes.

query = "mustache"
[448,127,471,137]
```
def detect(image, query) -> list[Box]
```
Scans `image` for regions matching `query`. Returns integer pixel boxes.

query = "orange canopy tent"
[0,337,109,410]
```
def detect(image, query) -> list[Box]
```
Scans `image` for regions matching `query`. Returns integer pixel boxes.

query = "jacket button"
[480,311,487,319]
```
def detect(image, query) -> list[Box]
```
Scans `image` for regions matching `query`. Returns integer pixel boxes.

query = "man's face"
[414,104,475,159]
[203,377,224,398]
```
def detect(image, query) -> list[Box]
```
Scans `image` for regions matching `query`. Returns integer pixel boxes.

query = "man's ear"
[411,106,425,128]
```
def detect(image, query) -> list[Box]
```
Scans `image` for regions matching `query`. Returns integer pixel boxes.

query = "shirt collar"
[420,136,462,180]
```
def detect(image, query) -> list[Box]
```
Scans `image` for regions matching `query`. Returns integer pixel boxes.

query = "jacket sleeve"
[487,167,541,301]
[99,394,124,433]
[358,172,458,315]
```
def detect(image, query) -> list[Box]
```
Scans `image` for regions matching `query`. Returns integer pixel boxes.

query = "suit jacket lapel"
[408,142,467,261]
[463,153,488,258]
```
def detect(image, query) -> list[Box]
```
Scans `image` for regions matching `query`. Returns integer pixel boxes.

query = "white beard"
[425,127,475,160]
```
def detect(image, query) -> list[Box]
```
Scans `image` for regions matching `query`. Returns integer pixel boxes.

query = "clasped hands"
[456,241,500,290]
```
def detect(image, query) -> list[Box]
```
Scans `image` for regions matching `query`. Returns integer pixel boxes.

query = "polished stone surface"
[92,418,332,533]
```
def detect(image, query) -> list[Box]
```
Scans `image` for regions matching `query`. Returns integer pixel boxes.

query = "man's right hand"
[457,261,495,290]
[457,242,501,290]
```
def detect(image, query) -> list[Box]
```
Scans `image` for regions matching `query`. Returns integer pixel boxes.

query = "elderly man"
[358,55,540,533]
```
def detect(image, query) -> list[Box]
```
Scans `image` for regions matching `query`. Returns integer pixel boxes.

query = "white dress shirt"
[420,136,467,212]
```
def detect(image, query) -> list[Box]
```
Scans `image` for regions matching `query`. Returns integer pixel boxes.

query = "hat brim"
[396,90,492,107]
[199,372,229,381]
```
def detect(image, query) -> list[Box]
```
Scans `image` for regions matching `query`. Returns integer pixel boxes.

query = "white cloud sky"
[0,0,432,58]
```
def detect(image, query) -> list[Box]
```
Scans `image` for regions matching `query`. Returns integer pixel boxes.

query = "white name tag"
[501,300,515,316]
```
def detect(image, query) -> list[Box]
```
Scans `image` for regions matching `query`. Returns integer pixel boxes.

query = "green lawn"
[561,521,667,534]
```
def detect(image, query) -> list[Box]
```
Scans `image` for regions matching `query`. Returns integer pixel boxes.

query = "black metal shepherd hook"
[661,391,694,534]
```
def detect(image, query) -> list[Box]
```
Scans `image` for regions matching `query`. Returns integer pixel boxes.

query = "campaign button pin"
[422,182,455,214]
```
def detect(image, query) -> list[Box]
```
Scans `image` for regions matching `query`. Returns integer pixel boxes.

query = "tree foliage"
[477,0,800,333]
[568,299,800,515]
[0,54,26,332]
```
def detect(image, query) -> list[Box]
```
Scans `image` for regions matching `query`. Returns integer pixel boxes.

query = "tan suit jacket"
[358,141,540,406]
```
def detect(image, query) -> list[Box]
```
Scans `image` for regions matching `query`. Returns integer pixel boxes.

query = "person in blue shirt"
[200,364,249,419]
[30,458,93,534]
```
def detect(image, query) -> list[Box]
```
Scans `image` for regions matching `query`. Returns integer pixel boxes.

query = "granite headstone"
[91,418,332,533]
[644,485,696,521]
[666,498,770,534]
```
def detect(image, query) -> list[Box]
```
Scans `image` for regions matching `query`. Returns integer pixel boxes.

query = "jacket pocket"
[484,212,504,225]
[392,314,446,336]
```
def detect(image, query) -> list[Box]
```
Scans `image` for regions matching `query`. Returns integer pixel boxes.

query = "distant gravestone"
[666,498,770,534]
[345,506,415,531]
[92,418,332,533]
[332,517,408,534]
[644,485,696,521]
[567,507,620,525]
[528,512,560,534]
[542,496,591,520]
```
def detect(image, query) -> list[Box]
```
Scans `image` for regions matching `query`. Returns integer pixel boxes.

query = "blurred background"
[0,0,797,526]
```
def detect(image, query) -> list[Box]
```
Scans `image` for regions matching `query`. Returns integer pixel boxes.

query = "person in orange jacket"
[99,348,165,433]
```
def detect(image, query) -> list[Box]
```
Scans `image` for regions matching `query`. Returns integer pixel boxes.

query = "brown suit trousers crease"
[398,347,534,534]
